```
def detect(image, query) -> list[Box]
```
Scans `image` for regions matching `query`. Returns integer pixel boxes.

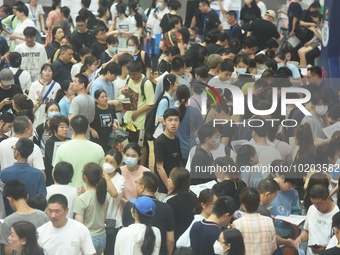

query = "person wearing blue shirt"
[89,62,121,103]
[267,172,301,238]
[156,74,178,121]
[0,138,46,216]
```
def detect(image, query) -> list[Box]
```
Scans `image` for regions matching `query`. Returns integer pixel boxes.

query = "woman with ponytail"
[115,196,161,255]
[156,73,178,124]
[74,163,108,255]
[174,85,203,164]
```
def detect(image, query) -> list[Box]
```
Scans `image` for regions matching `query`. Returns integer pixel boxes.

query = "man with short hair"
[53,115,104,188]
[52,45,73,85]
[206,54,223,79]
[46,161,77,218]
[208,58,234,88]
[122,171,175,255]
[257,178,280,217]
[295,184,339,255]
[233,187,277,255]
[226,10,243,42]
[154,108,181,198]
[38,194,96,255]
[307,65,338,107]
[122,60,155,166]
[245,117,282,177]
[0,138,46,215]
[0,116,44,171]
[91,26,108,60]
[190,196,237,255]
[14,26,48,82]
[0,68,23,113]
[247,10,283,51]
[193,0,222,38]
[90,62,121,102]
[0,180,48,255]
[69,73,95,122]
[71,15,96,55]
[206,33,230,55]
[191,122,221,185]
[238,36,258,61]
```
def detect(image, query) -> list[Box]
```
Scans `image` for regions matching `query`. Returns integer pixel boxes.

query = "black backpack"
[144,95,170,141]
[13,69,23,90]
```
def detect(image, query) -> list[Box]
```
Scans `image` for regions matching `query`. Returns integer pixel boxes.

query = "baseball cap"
[0,69,15,86]
[265,10,276,19]
[130,196,156,217]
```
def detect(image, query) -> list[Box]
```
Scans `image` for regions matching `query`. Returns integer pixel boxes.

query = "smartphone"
[308,244,320,249]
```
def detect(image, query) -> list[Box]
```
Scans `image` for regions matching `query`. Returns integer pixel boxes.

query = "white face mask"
[213,240,225,255]
[315,105,328,116]
[103,163,116,173]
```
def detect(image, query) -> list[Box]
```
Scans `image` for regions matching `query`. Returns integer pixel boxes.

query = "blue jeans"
[92,232,106,255]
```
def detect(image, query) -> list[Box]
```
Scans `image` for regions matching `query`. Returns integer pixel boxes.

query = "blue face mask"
[156,2,163,9]
[124,157,138,167]
[212,137,220,150]
[258,65,265,71]
[47,112,61,119]
[109,47,117,54]
[128,46,136,51]
[238,68,247,74]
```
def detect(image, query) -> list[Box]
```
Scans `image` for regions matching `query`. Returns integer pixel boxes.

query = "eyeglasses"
[11,146,17,151]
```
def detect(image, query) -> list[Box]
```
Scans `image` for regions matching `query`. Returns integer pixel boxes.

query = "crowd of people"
[0,0,339,254]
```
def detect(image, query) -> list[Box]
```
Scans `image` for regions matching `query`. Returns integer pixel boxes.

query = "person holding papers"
[44,115,70,186]
[266,166,301,239]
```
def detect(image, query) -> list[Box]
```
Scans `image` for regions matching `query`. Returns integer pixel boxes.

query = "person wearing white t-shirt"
[46,162,77,219]
[0,116,44,172]
[9,52,32,94]
[244,117,282,178]
[15,27,48,83]
[9,5,36,51]
[295,184,340,255]
[38,194,96,255]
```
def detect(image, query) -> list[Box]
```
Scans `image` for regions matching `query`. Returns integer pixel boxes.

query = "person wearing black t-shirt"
[71,16,96,55]
[0,69,23,113]
[247,10,282,51]
[90,90,118,152]
[160,0,183,34]
[122,171,175,255]
[154,108,181,199]
[287,0,303,35]
[226,10,244,42]
[91,26,108,60]
[191,122,220,185]
[239,0,261,32]
[194,0,221,38]
[190,196,237,255]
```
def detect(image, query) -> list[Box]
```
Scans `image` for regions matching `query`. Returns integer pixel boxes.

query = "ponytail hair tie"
[181,99,186,103]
